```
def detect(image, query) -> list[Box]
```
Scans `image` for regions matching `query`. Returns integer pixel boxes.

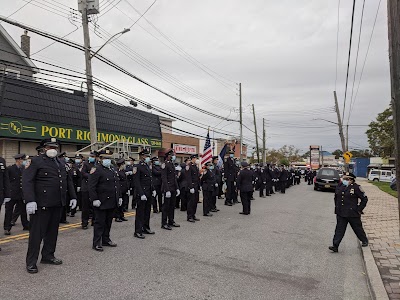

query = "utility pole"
[346,124,349,152]
[333,91,348,171]
[387,0,400,234]
[252,104,260,163]
[239,83,243,161]
[262,118,266,164]
[81,0,97,148]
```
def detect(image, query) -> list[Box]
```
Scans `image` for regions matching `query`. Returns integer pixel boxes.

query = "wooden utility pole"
[387,0,400,231]
[239,83,243,161]
[334,91,346,153]
[252,104,260,163]
[262,118,266,164]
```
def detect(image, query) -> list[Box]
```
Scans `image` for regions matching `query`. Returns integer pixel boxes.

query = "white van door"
[381,171,392,183]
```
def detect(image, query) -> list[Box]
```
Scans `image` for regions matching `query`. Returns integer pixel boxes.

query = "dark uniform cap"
[190,154,199,159]
[14,153,26,159]
[98,149,113,157]
[212,156,219,160]
[151,156,159,161]
[343,172,356,179]
[165,149,174,157]
[205,161,212,166]
[35,145,43,152]
[40,137,60,148]
[75,154,83,159]
[116,158,125,165]
[129,157,135,161]
[89,150,99,157]
[241,162,249,167]
[139,149,150,156]
[228,150,235,154]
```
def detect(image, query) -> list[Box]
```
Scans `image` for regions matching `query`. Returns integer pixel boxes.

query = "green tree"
[366,106,394,157]
[279,158,290,166]
[332,149,343,159]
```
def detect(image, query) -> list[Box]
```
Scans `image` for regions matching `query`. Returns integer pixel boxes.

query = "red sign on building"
[173,144,197,154]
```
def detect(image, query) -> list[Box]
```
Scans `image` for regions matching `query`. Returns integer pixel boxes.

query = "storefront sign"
[0,117,162,148]
[310,145,320,170]
[173,144,197,154]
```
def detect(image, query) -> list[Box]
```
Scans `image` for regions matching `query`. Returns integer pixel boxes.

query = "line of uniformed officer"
[236,162,255,215]
[200,162,217,217]
[80,150,98,229]
[186,154,200,223]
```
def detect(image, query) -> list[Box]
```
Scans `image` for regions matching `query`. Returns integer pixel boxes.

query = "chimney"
[21,30,30,58]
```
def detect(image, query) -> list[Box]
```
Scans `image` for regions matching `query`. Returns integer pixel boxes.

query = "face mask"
[88,157,95,163]
[144,157,150,163]
[229,154,234,158]
[75,159,81,164]
[126,161,131,166]
[102,159,111,168]
[195,159,200,164]
[46,149,58,158]
[64,157,70,163]
[22,160,27,166]
[342,179,349,187]
[171,155,176,161]
[175,166,182,171]
[209,165,214,170]
[154,161,160,166]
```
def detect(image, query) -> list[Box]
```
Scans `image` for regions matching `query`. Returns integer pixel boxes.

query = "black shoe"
[123,208,128,212]
[92,245,104,252]
[115,218,123,222]
[266,194,271,197]
[224,202,232,206]
[329,246,338,252]
[134,232,145,239]
[211,209,218,212]
[4,230,10,235]
[161,224,172,230]
[239,212,249,215]
[26,265,38,274]
[121,217,128,221]
[143,228,155,234]
[169,222,180,227]
[203,213,213,217]
[153,210,158,213]
[187,218,195,223]
[10,221,15,226]
[69,214,75,218]
[82,225,88,230]
[41,258,63,265]
[362,241,368,247]
[102,241,117,247]
[193,217,200,221]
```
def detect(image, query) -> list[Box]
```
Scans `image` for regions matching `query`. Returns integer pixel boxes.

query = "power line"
[126,0,157,29]
[2,0,34,21]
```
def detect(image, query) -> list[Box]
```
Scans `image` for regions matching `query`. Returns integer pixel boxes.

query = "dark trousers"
[268,182,274,194]
[333,215,368,247]
[152,185,162,212]
[259,182,265,197]
[240,191,251,214]
[26,206,61,266]
[308,177,313,185]
[280,181,287,193]
[180,188,188,211]
[211,188,218,209]
[81,191,91,226]
[11,202,21,224]
[226,181,235,203]
[115,193,128,219]
[218,183,223,197]
[294,177,300,185]
[162,191,176,225]
[135,193,152,233]
[187,190,199,219]
[92,208,114,247]
[4,198,29,230]
[202,190,213,215]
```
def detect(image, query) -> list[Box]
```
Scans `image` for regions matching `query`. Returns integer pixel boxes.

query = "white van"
[368,169,394,183]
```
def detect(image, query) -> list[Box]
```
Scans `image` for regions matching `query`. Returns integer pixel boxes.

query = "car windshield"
[319,169,336,177]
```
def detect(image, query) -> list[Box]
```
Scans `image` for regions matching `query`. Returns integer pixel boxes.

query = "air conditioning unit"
[78,0,100,15]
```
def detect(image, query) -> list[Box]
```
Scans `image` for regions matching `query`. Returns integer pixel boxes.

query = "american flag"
[201,130,212,166]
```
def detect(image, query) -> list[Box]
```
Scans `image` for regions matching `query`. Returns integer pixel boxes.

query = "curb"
[359,243,389,300]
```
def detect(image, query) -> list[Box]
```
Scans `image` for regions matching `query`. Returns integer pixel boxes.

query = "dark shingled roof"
[0,77,161,139]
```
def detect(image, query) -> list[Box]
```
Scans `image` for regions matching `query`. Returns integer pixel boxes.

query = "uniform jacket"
[7,164,23,200]
[88,165,120,210]
[22,154,75,207]
[81,161,96,192]
[70,164,82,191]
[0,157,10,201]
[161,160,179,192]
[151,164,162,187]
[188,162,200,191]
[279,169,289,181]
[117,168,129,195]
[224,158,236,182]
[201,169,216,192]
[179,165,191,190]
[133,160,153,196]
[236,168,254,192]
[334,183,368,217]
[213,165,222,184]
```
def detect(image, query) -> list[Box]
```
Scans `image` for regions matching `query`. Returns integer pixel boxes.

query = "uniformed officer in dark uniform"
[151,157,162,213]
[125,157,136,210]
[258,164,267,198]
[4,154,28,236]
[23,138,76,273]
[89,149,122,251]
[187,154,200,223]
[58,152,77,224]
[133,149,155,239]
[329,172,368,252]
[237,162,254,215]
[294,168,301,185]
[0,153,10,252]
[71,154,83,214]
[178,160,189,212]
[161,149,180,230]
[115,158,129,222]
[80,150,98,229]
[223,150,235,206]
[200,162,217,217]
[211,156,221,212]
[279,165,288,194]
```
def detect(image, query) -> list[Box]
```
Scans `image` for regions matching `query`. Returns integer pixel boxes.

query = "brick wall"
[1,140,19,165]
[162,132,200,151]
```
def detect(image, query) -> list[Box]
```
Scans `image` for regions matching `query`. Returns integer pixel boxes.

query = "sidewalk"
[360,179,400,299]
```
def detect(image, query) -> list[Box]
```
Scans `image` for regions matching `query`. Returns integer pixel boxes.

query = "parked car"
[314,168,340,191]
[368,169,394,183]
[390,178,397,191]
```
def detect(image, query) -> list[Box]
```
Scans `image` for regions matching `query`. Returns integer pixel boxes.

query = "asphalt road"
[0,182,370,300]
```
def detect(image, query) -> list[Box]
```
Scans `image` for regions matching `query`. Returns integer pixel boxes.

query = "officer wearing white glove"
[26,202,37,215]
[93,200,101,207]
[69,199,77,210]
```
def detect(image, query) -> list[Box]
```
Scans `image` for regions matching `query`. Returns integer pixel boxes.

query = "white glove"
[93,200,101,207]
[3,198,11,204]
[126,171,133,176]
[176,189,180,197]
[128,190,131,196]
[152,190,156,197]
[234,182,236,186]
[70,199,77,210]
[26,202,37,215]
[141,195,147,201]
[77,187,81,193]
[118,198,123,206]
[165,191,171,198]
[215,183,218,187]
[263,182,266,184]
[189,188,195,194]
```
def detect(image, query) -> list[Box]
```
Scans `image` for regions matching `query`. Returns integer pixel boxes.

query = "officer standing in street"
[211,156,221,212]
[279,165,288,194]
[89,149,122,251]
[23,138,76,273]
[151,157,162,213]
[4,154,29,236]
[133,149,155,239]
[178,160,190,212]
[80,151,98,229]
[237,162,254,215]
[187,154,200,223]
[71,154,83,215]
[161,149,180,230]
[200,162,216,217]
[329,172,368,252]
[115,158,128,223]
[223,150,235,206]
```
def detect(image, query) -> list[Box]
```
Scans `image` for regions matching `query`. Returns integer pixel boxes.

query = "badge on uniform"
[90,167,96,174]
[186,165,190,171]
[161,163,166,169]
[350,188,355,195]
[132,167,137,174]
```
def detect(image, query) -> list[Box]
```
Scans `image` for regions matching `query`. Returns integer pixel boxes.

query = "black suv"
[314,168,340,191]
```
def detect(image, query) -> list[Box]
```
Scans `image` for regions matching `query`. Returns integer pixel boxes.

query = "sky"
[0,0,390,155]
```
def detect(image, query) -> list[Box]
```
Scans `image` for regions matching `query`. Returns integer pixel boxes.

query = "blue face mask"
[102,159,111,168]
[209,165,214,170]
[229,154,234,158]
[88,157,96,163]
[144,157,150,163]
[22,160,27,166]
[64,157,70,163]
[154,161,160,166]
[171,155,176,161]
[342,180,349,187]
[75,159,81,164]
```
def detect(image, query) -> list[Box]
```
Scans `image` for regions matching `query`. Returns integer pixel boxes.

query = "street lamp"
[90,28,130,59]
